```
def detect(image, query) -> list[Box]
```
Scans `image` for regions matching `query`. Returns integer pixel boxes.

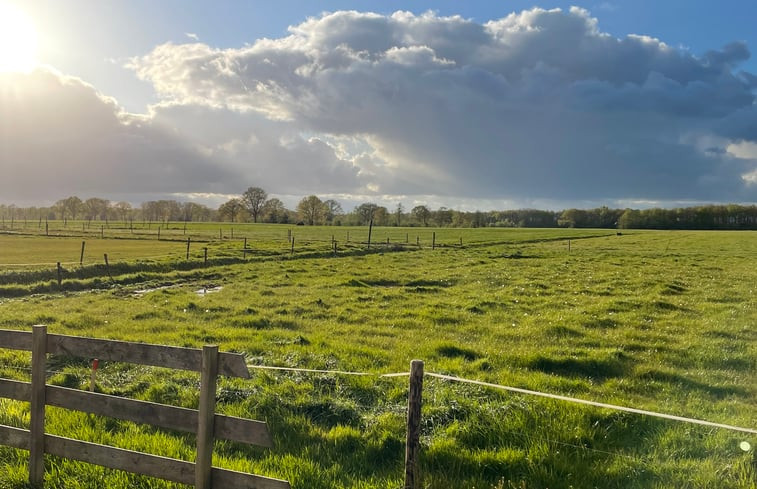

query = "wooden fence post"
[30,325,48,485]
[432,232,436,250]
[80,241,86,266]
[367,219,373,250]
[57,262,62,287]
[290,237,295,255]
[204,247,208,266]
[196,345,219,489]
[186,238,191,260]
[404,359,424,489]
[104,254,113,281]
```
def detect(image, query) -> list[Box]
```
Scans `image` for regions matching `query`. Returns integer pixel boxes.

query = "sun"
[0,2,38,72]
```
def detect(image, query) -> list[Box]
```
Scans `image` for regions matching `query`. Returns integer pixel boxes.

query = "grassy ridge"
[0,227,755,488]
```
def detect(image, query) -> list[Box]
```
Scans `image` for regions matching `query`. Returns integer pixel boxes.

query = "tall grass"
[0,228,755,488]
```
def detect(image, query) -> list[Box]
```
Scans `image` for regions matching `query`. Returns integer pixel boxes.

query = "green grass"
[0,227,755,488]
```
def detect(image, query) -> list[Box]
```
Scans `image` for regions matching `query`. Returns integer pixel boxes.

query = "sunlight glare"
[0,2,38,72]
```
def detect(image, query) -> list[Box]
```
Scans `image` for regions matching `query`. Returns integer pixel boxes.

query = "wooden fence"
[0,326,290,489]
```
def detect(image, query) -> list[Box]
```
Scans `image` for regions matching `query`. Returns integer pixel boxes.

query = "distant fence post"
[432,232,436,250]
[80,241,86,266]
[196,345,219,489]
[404,359,424,489]
[29,325,47,485]
[204,247,208,266]
[104,254,113,281]
[186,238,191,260]
[56,262,62,287]
[367,220,373,250]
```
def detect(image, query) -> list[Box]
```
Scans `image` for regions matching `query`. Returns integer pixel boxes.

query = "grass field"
[0,226,755,488]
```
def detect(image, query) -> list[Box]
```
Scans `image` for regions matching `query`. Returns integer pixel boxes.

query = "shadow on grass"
[525,353,632,380]
[636,369,749,398]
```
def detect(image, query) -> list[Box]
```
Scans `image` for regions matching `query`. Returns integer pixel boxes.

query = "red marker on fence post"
[90,359,99,392]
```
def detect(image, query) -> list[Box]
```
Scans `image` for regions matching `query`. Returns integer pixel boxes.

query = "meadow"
[0,224,755,488]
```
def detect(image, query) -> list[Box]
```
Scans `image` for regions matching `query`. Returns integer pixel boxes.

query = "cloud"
[125,7,757,204]
[3,8,756,209]
[0,68,236,204]
[185,32,199,41]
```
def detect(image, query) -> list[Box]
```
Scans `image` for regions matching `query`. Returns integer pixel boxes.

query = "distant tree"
[373,206,390,226]
[181,202,212,222]
[113,201,132,222]
[354,203,379,225]
[55,196,83,221]
[242,187,267,223]
[395,203,404,226]
[297,195,324,225]
[83,198,109,221]
[261,198,288,223]
[323,199,344,224]
[411,205,430,226]
[218,198,244,222]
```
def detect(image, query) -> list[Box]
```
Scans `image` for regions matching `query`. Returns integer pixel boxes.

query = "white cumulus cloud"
[126,7,757,204]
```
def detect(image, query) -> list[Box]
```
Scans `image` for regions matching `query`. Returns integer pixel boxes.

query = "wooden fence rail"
[0,326,290,489]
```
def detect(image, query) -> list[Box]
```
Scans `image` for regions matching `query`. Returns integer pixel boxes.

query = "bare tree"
[297,195,324,225]
[323,199,344,224]
[218,198,244,222]
[242,187,267,223]
[113,201,132,222]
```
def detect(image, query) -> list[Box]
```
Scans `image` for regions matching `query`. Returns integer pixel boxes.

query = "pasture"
[0,226,755,488]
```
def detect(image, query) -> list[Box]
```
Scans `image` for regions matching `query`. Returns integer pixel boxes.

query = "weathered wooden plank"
[0,329,31,351]
[0,378,31,401]
[215,414,273,448]
[196,345,219,489]
[0,424,30,450]
[29,325,47,485]
[43,435,289,488]
[45,434,195,484]
[0,381,271,447]
[45,385,272,446]
[212,467,292,489]
[47,334,250,378]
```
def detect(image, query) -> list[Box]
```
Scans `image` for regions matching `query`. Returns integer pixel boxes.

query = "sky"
[1,1,756,211]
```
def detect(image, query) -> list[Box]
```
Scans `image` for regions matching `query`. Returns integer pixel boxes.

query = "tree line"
[1,190,756,230]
